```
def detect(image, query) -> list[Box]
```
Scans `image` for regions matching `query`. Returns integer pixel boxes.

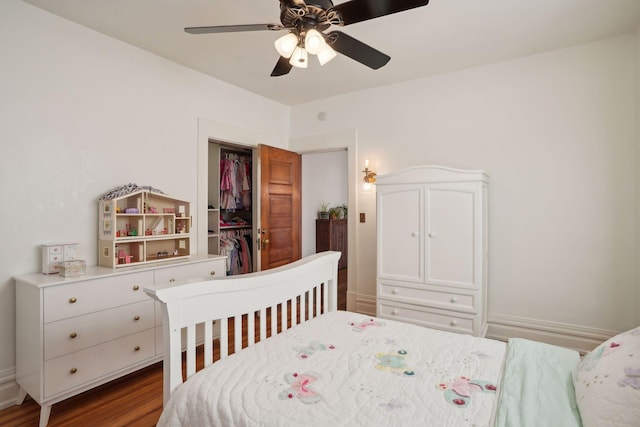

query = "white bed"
[145,252,640,427]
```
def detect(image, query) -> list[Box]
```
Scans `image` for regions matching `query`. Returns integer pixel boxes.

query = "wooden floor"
[0,268,348,427]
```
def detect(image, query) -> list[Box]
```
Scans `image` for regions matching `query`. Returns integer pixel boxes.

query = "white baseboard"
[354,293,376,316]
[0,367,19,411]
[487,313,616,353]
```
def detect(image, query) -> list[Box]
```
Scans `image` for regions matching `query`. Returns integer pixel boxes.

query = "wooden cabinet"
[316,219,347,270]
[98,188,191,268]
[15,255,225,427]
[376,166,488,337]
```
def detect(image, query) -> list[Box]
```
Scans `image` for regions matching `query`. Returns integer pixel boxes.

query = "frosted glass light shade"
[317,44,337,65]
[274,33,298,58]
[304,29,325,55]
[289,46,308,68]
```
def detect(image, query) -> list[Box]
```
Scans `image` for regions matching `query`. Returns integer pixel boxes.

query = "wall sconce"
[362,159,376,191]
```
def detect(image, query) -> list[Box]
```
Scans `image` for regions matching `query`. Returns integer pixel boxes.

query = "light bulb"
[274,33,298,58]
[304,29,325,55]
[363,181,372,191]
[289,46,308,68]
[317,44,337,65]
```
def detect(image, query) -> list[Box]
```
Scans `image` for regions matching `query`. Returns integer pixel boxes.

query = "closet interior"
[208,141,256,275]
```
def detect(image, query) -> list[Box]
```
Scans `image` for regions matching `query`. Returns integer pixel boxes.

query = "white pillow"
[573,326,640,427]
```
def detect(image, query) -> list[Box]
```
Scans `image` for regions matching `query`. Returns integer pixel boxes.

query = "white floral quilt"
[157,311,507,427]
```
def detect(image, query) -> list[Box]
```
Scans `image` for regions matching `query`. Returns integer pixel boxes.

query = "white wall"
[0,0,290,400]
[301,151,348,257]
[290,34,638,339]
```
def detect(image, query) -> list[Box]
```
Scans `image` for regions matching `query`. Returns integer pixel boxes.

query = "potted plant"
[338,203,347,219]
[318,201,330,219]
[329,207,340,220]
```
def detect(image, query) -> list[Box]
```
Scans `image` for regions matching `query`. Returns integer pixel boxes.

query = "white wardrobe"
[376,166,488,337]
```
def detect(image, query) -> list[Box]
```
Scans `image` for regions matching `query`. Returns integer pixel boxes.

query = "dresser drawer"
[154,258,225,286]
[378,281,477,314]
[44,329,155,398]
[44,300,155,360]
[43,271,153,323]
[377,300,476,335]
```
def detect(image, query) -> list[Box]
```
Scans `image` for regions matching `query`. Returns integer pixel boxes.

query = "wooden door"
[258,144,302,270]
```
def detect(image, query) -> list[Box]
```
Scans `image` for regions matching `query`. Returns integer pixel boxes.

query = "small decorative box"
[41,242,78,274]
[125,208,139,214]
[58,260,86,277]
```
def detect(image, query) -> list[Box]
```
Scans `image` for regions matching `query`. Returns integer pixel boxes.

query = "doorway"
[302,150,348,310]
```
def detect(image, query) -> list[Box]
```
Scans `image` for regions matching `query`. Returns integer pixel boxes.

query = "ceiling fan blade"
[326,31,390,69]
[185,24,284,34]
[329,0,429,26]
[271,56,294,77]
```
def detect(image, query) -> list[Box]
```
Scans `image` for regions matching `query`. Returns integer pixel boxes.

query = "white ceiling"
[23,0,640,106]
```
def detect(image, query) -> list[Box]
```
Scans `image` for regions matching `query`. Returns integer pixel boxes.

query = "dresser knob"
[133,285,140,291]
[70,368,78,374]
[134,346,141,352]
[450,320,458,327]
[391,309,399,315]
[169,278,176,283]
[210,271,216,276]
[411,232,419,237]
[391,289,398,295]
[69,332,77,339]
[450,297,458,303]
[428,232,436,238]
[69,297,77,304]
[134,316,140,321]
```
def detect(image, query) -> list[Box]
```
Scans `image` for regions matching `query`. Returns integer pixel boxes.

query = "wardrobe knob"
[70,368,78,374]
[411,232,419,237]
[428,232,436,238]
[134,346,141,352]
[134,316,140,321]
[132,285,140,291]
[69,332,77,339]
[69,297,77,304]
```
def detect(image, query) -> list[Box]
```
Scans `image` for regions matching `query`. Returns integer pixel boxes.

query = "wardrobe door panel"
[426,184,476,289]
[377,184,424,282]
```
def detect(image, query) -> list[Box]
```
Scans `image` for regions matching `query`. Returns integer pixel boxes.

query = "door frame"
[196,118,265,257]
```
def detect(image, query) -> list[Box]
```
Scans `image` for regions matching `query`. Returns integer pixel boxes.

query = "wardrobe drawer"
[44,329,155,398]
[378,282,477,314]
[154,258,225,286]
[44,300,155,360]
[43,271,153,323]
[377,300,476,335]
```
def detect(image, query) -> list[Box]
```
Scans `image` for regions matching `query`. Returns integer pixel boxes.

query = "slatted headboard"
[144,251,341,406]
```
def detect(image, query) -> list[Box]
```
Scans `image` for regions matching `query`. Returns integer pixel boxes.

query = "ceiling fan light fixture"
[289,46,308,68]
[304,29,326,55]
[274,32,299,58]
[317,44,337,65]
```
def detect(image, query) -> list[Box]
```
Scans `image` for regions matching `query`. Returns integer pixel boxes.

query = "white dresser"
[15,255,226,427]
[376,166,488,337]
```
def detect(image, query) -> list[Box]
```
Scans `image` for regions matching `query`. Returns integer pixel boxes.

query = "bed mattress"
[157,310,507,426]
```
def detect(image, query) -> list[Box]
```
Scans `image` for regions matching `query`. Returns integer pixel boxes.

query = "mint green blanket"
[494,338,582,427]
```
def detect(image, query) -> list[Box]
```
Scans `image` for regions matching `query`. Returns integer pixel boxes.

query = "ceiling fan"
[185,0,430,77]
